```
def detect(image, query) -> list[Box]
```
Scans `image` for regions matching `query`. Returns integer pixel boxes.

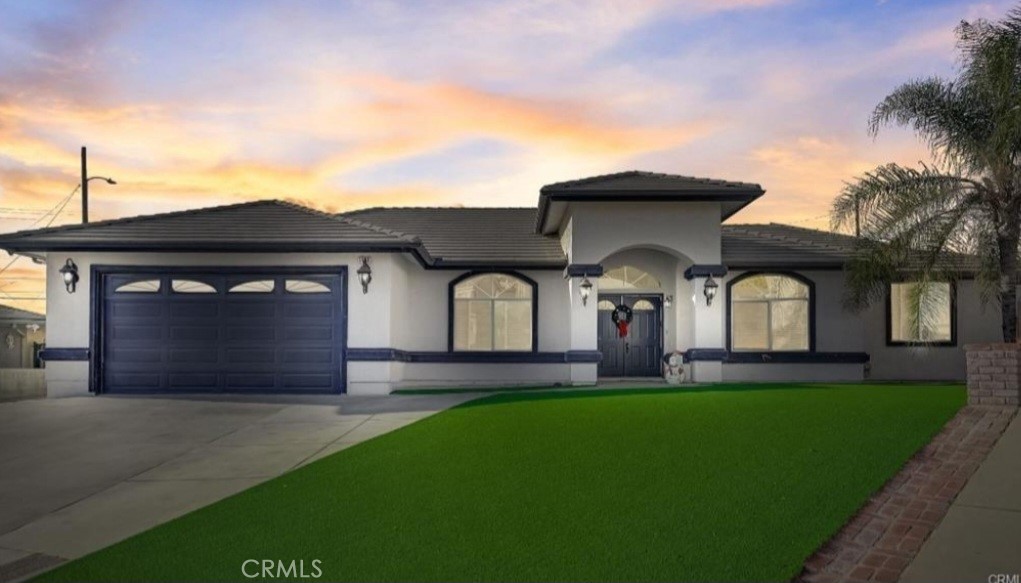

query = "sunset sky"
[0,0,1015,312]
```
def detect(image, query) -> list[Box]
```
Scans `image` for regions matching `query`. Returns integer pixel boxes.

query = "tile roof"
[343,207,566,267]
[536,170,765,232]
[540,170,763,193]
[0,200,420,253]
[0,303,45,323]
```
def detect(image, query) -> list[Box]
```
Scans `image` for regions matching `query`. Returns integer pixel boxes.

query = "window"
[285,280,331,294]
[115,280,161,293]
[888,282,954,344]
[452,273,534,351]
[730,274,811,351]
[597,299,616,311]
[228,280,275,293]
[631,299,656,311]
[172,280,216,294]
[599,266,660,290]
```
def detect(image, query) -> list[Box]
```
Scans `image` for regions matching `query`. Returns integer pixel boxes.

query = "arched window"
[452,272,535,351]
[599,266,661,290]
[729,273,812,352]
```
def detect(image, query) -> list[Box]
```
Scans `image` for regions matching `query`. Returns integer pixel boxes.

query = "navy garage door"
[100,271,345,393]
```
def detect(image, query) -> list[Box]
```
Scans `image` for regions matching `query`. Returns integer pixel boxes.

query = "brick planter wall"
[965,343,1021,407]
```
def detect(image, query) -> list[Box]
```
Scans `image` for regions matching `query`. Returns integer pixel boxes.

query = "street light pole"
[81,146,88,224]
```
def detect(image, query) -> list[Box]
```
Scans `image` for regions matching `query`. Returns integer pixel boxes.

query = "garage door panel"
[168,349,220,364]
[285,327,333,342]
[225,348,277,364]
[168,373,218,390]
[107,348,162,363]
[170,326,220,342]
[169,303,219,319]
[226,326,277,342]
[282,374,333,390]
[284,302,333,318]
[282,349,334,364]
[107,373,161,390]
[102,271,344,394]
[108,303,164,318]
[109,326,164,342]
[224,303,277,318]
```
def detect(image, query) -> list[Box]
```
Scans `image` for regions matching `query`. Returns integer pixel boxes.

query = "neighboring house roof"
[535,170,764,233]
[343,207,565,268]
[0,200,425,255]
[0,304,45,324]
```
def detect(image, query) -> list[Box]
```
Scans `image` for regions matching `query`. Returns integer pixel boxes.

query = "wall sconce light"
[703,275,718,306]
[59,258,79,294]
[356,256,372,294]
[578,276,593,306]
[664,295,673,308]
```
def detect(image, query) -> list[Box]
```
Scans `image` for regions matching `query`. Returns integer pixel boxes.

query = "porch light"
[579,276,593,306]
[59,258,79,294]
[703,275,718,306]
[356,256,372,294]
[664,295,673,308]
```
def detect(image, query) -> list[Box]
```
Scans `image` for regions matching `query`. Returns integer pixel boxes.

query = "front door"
[597,294,662,377]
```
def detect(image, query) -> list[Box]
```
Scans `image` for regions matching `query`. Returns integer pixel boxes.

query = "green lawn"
[36,384,964,582]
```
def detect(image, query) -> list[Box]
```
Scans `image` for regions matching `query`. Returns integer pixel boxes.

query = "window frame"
[448,271,538,353]
[885,280,957,347]
[726,271,816,353]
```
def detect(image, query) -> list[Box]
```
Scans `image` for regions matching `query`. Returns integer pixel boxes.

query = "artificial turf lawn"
[35,384,964,582]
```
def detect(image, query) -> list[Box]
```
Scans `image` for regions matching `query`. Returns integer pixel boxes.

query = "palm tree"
[832,6,1021,342]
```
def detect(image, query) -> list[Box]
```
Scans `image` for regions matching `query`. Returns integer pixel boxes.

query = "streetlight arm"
[86,176,116,185]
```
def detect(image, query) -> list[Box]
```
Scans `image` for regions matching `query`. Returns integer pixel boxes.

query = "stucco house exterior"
[0,171,1001,397]
[0,304,45,369]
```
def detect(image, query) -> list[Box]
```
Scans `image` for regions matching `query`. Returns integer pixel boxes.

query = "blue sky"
[0,0,1015,309]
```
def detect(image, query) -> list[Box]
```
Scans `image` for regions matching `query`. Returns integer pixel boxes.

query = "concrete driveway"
[0,393,479,581]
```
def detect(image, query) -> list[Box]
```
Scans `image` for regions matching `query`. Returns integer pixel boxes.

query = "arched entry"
[596,265,664,377]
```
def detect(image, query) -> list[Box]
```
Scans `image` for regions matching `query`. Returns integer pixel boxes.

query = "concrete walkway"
[901,412,1021,583]
[0,393,477,581]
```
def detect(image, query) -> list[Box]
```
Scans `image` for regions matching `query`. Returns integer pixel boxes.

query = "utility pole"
[81,146,88,224]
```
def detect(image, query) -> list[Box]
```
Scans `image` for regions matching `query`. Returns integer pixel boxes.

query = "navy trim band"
[39,348,90,361]
[564,264,604,278]
[347,349,602,364]
[725,352,870,364]
[683,265,728,280]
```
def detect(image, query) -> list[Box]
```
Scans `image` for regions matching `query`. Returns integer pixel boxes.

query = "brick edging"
[796,405,1017,583]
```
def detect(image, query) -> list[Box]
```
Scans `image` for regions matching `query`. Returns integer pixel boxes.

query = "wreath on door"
[611,304,633,338]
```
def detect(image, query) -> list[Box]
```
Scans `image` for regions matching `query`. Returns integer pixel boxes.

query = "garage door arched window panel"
[729,273,813,352]
[171,279,217,294]
[451,272,536,352]
[228,280,275,293]
[285,279,331,294]
[114,279,161,293]
[599,266,661,290]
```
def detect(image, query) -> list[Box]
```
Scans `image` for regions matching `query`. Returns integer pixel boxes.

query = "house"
[0,303,45,369]
[0,171,1001,397]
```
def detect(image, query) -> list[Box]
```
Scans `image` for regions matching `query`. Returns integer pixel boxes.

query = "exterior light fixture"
[703,275,719,306]
[356,256,372,294]
[59,258,79,294]
[664,295,673,308]
[579,276,593,306]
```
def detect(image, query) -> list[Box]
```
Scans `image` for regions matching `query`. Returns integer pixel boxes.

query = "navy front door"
[100,270,345,394]
[597,294,662,377]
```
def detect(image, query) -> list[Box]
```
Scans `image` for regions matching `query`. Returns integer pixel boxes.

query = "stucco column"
[687,277,724,383]
[567,277,598,385]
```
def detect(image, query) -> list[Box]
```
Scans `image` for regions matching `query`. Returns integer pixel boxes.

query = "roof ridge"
[727,223,855,253]
[541,170,762,191]
[344,206,537,214]
[0,199,280,240]
[335,215,420,243]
